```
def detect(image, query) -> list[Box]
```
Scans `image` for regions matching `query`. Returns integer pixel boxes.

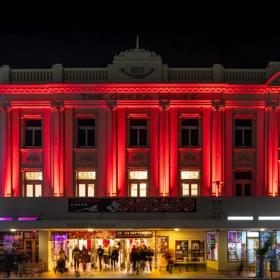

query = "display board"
[227,230,246,261]
[207,231,218,261]
[191,240,204,261]
[175,240,188,262]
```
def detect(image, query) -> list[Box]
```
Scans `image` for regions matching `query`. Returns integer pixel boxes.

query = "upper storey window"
[77,119,95,147]
[234,119,252,147]
[129,119,148,147]
[181,118,200,147]
[24,120,43,147]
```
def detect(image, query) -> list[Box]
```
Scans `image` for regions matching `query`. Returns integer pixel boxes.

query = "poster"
[207,231,217,261]
[156,236,168,254]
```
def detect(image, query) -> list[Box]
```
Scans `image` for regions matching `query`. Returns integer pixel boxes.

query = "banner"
[68,197,196,213]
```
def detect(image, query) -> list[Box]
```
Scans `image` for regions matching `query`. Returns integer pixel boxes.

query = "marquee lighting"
[17,217,38,221]
[227,216,253,221]
[258,216,280,220]
[0,217,13,221]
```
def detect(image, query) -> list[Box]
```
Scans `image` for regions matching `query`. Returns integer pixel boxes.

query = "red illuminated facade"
[1,47,280,272]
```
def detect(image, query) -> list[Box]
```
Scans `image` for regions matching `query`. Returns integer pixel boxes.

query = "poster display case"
[227,230,246,261]
[175,240,188,262]
[191,240,205,261]
[207,231,218,261]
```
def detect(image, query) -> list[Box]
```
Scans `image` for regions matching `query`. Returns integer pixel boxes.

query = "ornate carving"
[265,101,280,111]
[51,100,64,112]
[120,67,155,79]
[21,150,43,166]
[211,100,225,111]
[131,152,146,163]
[106,100,117,111]
[159,99,170,111]
[0,101,11,112]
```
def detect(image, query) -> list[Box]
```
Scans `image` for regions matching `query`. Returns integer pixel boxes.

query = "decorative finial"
[136,34,139,49]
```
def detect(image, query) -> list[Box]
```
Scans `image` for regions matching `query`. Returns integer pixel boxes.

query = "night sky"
[0,7,279,69]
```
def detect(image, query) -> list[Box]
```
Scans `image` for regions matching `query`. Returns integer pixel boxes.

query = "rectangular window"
[181,119,199,147]
[234,119,252,147]
[180,170,200,196]
[24,171,43,197]
[129,119,148,147]
[24,120,42,147]
[235,171,252,196]
[76,170,96,197]
[77,119,95,147]
[128,170,148,197]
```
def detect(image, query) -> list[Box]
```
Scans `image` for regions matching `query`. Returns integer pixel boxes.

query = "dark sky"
[0,6,279,69]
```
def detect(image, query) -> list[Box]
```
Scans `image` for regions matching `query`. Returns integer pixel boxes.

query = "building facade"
[1,46,280,272]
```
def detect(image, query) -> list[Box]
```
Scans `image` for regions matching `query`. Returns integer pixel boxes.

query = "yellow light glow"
[174,228,180,232]
[129,171,148,180]
[25,172,43,180]
[181,171,199,180]
[10,229,17,232]
[78,171,96,180]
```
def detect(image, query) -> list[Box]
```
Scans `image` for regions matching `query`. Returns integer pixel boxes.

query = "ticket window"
[24,172,43,197]
[76,171,96,197]
[129,171,148,197]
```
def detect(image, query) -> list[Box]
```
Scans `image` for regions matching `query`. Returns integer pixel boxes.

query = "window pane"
[25,172,43,180]
[191,184,198,196]
[129,171,148,180]
[88,184,95,197]
[35,184,42,197]
[78,171,96,180]
[236,184,242,196]
[182,119,198,126]
[244,184,251,196]
[244,130,252,146]
[235,119,252,127]
[26,184,33,197]
[87,129,95,146]
[181,171,199,180]
[25,130,33,146]
[34,130,42,146]
[182,183,189,196]
[130,129,138,146]
[235,130,243,146]
[78,129,86,146]
[131,184,138,197]
[78,119,95,126]
[190,129,199,146]
[139,129,147,146]
[26,120,42,127]
[181,129,189,146]
[130,119,147,126]
[78,184,86,197]
[139,183,147,197]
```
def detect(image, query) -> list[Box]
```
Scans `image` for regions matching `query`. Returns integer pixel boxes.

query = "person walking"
[72,245,81,272]
[97,245,104,271]
[81,246,89,271]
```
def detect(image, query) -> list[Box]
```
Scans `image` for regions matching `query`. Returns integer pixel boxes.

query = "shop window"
[128,170,148,197]
[227,231,246,261]
[24,171,43,197]
[76,171,96,197]
[181,118,200,147]
[235,171,252,196]
[77,119,95,147]
[180,170,200,196]
[24,120,43,147]
[129,119,148,147]
[234,119,252,147]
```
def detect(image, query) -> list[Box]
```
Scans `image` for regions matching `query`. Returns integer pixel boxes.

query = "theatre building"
[1,45,280,273]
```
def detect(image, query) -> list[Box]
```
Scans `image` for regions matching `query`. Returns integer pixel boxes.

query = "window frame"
[128,117,149,148]
[23,171,43,197]
[76,169,96,197]
[179,169,200,197]
[234,118,254,148]
[179,117,201,148]
[128,169,149,197]
[76,117,96,148]
[23,118,43,148]
[234,170,253,196]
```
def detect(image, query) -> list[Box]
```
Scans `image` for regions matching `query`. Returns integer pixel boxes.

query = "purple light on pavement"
[0,217,13,221]
[17,217,38,221]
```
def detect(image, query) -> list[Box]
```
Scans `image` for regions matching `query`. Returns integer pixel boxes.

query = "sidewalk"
[0,268,262,279]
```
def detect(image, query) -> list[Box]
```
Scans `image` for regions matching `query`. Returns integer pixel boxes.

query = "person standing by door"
[72,245,81,272]
[97,246,104,271]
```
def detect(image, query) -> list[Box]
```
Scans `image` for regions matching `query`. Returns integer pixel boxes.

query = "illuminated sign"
[115,231,153,238]
[68,197,196,213]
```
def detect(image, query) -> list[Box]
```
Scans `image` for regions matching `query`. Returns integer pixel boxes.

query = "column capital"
[106,100,117,111]
[265,101,280,112]
[0,101,11,112]
[211,100,225,112]
[51,100,64,112]
[159,99,170,111]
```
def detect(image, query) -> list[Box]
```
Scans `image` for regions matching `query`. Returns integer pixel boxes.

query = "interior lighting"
[227,216,253,221]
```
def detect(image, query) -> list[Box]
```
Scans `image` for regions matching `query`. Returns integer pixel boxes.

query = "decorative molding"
[120,67,155,79]
[211,100,225,112]
[0,101,11,112]
[265,101,280,112]
[159,99,170,111]
[51,100,64,112]
[106,100,117,111]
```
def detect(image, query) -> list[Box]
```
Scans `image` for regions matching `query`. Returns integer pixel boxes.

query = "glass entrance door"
[24,239,39,263]
[247,238,259,265]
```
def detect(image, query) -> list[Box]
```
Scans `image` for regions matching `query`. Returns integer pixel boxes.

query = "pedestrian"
[72,245,81,272]
[147,246,154,271]
[110,246,119,271]
[81,246,89,271]
[16,250,25,277]
[97,245,104,271]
